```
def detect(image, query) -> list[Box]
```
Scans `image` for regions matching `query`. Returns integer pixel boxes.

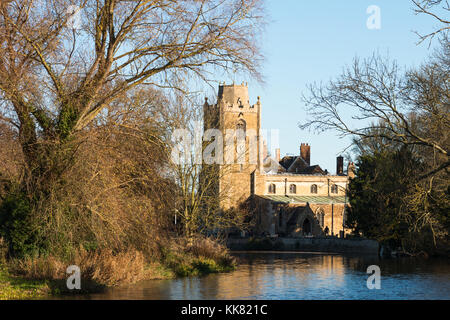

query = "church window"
[268,183,276,194]
[331,184,338,194]
[289,184,296,194]
[236,119,246,134]
[311,184,318,194]
[315,208,325,228]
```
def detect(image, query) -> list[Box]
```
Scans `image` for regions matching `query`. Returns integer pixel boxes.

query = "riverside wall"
[227,237,379,255]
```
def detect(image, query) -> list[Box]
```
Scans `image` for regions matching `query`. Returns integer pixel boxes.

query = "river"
[62,251,450,300]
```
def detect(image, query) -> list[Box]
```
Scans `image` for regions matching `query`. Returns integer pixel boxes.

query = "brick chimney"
[300,143,310,166]
[347,161,356,178]
[275,148,280,162]
[336,156,344,175]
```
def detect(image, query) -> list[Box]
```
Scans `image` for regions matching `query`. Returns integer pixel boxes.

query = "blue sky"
[208,0,441,173]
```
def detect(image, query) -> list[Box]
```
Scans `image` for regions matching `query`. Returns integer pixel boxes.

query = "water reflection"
[63,252,450,300]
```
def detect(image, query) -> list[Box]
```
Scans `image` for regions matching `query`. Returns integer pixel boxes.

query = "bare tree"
[301,43,449,249]
[413,0,449,45]
[300,48,449,181]
[167,98,250,241]
[0,0,265,190]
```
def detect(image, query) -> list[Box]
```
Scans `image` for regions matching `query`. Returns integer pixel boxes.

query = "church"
[203,83,355,238]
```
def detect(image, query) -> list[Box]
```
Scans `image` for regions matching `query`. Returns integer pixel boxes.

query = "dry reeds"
[8,248,146,287]
[184,237,236,267]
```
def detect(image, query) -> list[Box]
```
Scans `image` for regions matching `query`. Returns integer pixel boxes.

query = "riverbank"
[227,237,380,255]
[0,238,236,299]
[1,258,236,300]
[0,265,50,299]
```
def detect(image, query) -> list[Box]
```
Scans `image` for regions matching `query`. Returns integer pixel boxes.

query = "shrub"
[191,257,219,274]
[8,248,146,287]
[0,237,7,264]
[8,255,66,280]
[0,191,47,258]
[75,248,146,286]
[161,237,236,277]
[186,237,235,267]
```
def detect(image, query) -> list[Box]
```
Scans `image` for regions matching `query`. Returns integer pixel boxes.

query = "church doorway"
[302,218,311,236]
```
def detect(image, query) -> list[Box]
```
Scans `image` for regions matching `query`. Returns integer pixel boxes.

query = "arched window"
[268,183,276,194]
[310,184,318,194]
[302,218,311,235]
[236,119,246,134]
[331,184,338,194]
[289,184,297,194]
[235,120,246,164]
[315,208,325,228]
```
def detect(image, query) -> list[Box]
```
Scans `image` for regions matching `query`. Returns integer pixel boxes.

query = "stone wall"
[262,175,348,197]
[227,237,379,255]
[250,195,349,237]
[309,203,347,236]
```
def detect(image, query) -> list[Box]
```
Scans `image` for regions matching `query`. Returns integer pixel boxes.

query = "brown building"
[203,83,355,237]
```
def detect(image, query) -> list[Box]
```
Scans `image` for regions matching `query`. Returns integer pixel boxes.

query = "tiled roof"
[257,195,346,204]
[279,156,296,169]
[279,156,327,175]
[287,156,308,172]
[302,165,326,175]
[263,156,286,174]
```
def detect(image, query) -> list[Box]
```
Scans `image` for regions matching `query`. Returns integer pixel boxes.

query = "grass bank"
[0,265,50,299]
[0,237,236,299]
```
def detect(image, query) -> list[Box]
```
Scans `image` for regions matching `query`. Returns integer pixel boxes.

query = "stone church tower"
[203,83,262,210]
[203,83,352,238]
